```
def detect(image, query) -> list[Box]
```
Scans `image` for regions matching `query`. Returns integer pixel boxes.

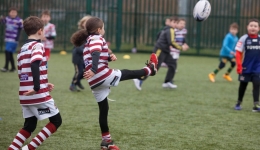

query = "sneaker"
[252,105,260,112]
[133,79,142,90]
[9,69,16,72]
[223,74,232,82]
[21,145,29,150]
[162,82,177,89]
[208,73,215,82]
[100,140,120,150]
[145,53,158,76]
[70,84,79,92]
[77,82,85,90]
[0,68,7,72]
[234,104,242,110]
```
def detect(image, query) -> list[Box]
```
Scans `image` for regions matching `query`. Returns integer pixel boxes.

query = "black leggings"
[120,69,146,81]
[23,113,62,133]
[4,51,15,70]
[238,81,260,104]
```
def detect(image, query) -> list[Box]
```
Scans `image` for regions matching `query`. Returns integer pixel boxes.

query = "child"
[8,16,62,150]
[170,18,189,72]
[71,17,158,150]
[70,15,92,91]
[41,10,56,61]
[208,23,239,82]
[234,19,260,112]
[133,17,188,90]
[0,7,23,72]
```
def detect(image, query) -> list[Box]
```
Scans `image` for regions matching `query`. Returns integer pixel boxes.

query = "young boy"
[133,17,188,90]
[208,23,239,82]
[234,19,260,112]
[8,16,62,150]
[41,10,56,60]
[170,19,189,72]
[71,17,158,149]
[0,7,23,72]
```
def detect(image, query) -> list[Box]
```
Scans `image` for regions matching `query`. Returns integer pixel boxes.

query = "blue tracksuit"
[220,33,238,58]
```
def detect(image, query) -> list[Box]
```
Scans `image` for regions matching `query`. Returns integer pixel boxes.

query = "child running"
[8,16,62,150]
[234,19,260,112]
[70,17,158,150]
[0,7,23,72]
[208,23,239,82]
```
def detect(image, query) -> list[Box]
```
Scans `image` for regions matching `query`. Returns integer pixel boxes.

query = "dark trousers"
[156,49,177,83]
[3,51,15,70]
[71,63,84,85]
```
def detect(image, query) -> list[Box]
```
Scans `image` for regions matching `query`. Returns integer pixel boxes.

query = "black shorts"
[238,73,260,82]
[219,56,235,63]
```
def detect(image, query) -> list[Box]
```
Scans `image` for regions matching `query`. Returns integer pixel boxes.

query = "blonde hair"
[78,15,92,29]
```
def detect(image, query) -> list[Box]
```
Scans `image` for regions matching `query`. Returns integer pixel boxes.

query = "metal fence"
[0,0,260,56]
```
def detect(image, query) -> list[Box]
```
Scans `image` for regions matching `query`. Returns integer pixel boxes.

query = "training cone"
[123,55,130,59]
[60,50,67,55]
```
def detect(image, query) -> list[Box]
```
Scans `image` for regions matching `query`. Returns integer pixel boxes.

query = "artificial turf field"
[0,53,259,150]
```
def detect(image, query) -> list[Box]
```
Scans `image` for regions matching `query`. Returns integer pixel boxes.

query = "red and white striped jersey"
[83,35,112,88]
[171,28,188,59]
[43,23,56,49]
[17,40,52,105]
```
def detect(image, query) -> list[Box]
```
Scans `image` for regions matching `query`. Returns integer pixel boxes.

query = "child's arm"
[235,35,247,74]
[166,28,182,50]
[46,24,56,40]
[23,60,40,96]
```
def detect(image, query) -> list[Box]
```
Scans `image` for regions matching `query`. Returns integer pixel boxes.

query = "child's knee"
[23,116,38,133]
[49,113,62,129]
[231,61,236,67]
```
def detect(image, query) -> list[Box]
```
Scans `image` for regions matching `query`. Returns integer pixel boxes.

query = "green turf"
[0,53,259,150]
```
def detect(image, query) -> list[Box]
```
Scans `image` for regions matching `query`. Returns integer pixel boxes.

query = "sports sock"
[102,132,112,142]
[238,82,248,103]
[213,69,219,75]
[225,67,233,75]
[8,129,31,150]
[27,122,57,149]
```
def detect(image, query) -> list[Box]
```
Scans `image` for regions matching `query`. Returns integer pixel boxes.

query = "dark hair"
[23,16,44,36]
[178,18,186,22]
[170,16,179,22]
[71,17,104,47]
[230,22,239,29]
[9,7,17,13]
[41,10,51,17]
[248,19,260,26]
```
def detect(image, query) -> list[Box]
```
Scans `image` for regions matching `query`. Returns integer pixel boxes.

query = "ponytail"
[70,29,88,47]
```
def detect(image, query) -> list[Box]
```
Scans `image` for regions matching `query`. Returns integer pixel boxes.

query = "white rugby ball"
[193,0,211,22]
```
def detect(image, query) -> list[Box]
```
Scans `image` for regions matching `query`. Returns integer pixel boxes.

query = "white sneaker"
[162,82,177,89]
[133,79,142,90]
[22,145,29,150]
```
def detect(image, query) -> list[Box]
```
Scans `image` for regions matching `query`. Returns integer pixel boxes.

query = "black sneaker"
[69,84,80,92]
[1,68,8,72]
[100,140,119,150]
[77,82,84,90]
[252,105,260,112]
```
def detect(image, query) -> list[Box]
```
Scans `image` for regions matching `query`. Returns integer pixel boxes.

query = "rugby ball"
[193,0,211,22]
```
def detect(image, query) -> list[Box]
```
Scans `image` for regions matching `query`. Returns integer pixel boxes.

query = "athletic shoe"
[77,82,85,90]
[234,104,242,110]
[223,74,232,82]
[133,79,142,90]
[100,140,120,150]
[70,84,79,92]
[9,69,16,72]
[162,82,177,89]
[252,105,260,112]
[145,53,158,76]
[0,68,7,72]
[21,145,29,150]
[208,73,215,82]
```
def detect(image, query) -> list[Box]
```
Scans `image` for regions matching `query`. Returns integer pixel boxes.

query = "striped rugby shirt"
[171,28,187,59]
[2,16,23,42]
[43,23,56,49]
[17,40,52,105]
[83,35,112,88]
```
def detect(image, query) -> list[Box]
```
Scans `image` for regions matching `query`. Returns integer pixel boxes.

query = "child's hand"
[237,65,242,74]
[84,70,95,80]
[231,51,236,56]
[182,44,189,51]
[110,54,117,61]
[183,43,189,49]
[23,89,36,96]
[47,83,54,92]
